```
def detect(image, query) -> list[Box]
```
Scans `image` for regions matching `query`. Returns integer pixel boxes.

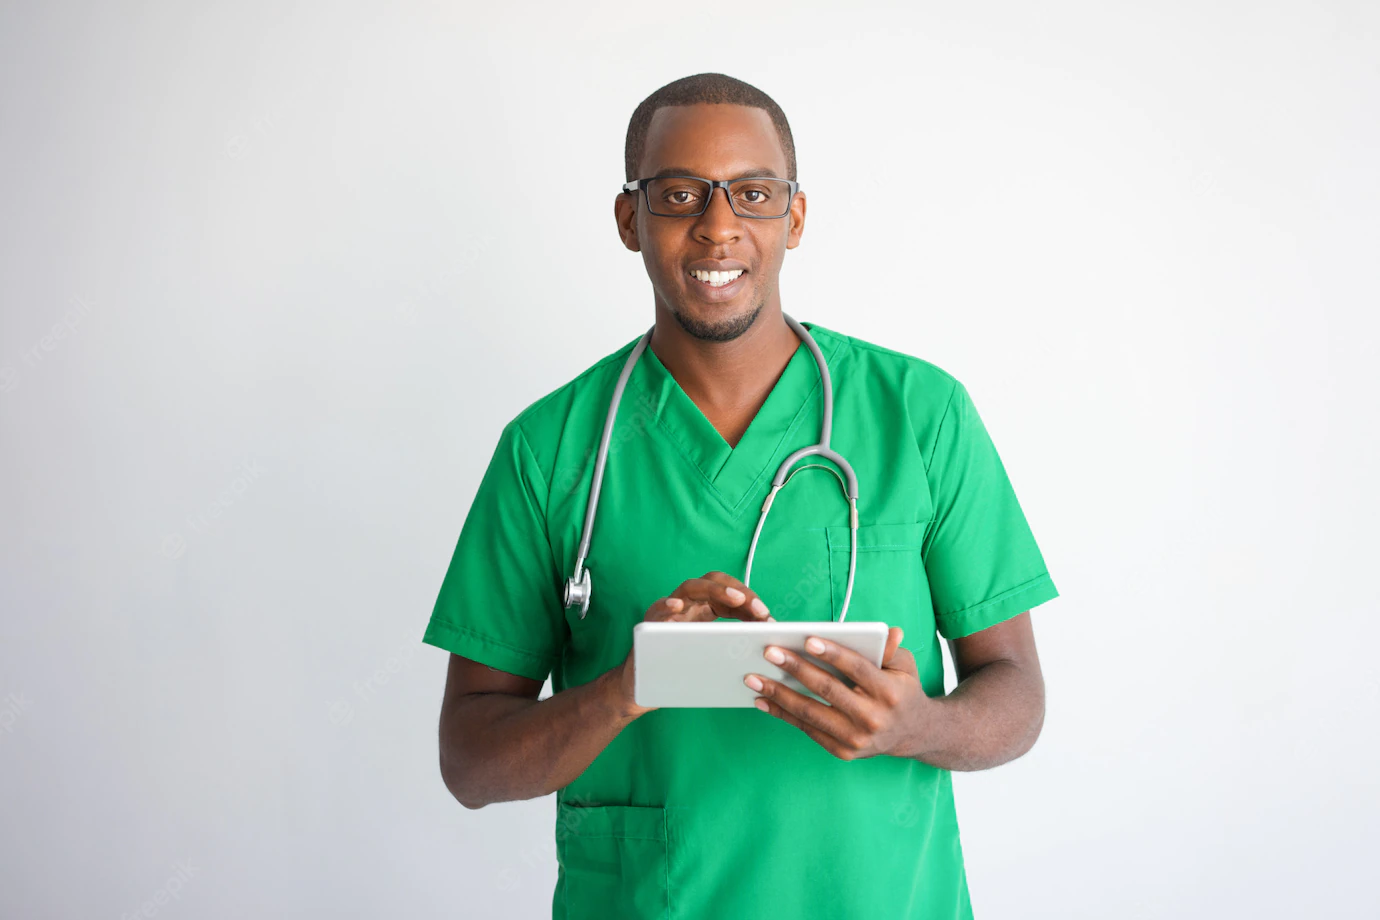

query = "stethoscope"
[561,313,860,622]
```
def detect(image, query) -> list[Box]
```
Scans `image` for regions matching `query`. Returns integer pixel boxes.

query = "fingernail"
[744,674,763,691]
[766,616,776,622]
[665,597,683,611]
[806,637,825,654]
[750,597,770,617]
[764,646,785,665]
[754,698,769,712]
[725,587,746,604]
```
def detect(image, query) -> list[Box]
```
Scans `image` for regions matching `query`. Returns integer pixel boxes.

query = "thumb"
[881,626,905,667]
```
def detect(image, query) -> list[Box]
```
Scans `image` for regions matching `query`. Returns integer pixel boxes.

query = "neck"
[648,304,801,446]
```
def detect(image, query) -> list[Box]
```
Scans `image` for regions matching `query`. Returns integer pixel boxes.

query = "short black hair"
[624,73,797,183]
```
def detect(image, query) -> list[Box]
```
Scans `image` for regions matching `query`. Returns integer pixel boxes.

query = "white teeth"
[690,269,744,286]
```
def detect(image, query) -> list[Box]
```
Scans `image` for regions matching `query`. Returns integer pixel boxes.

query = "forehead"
[639,103,788,179]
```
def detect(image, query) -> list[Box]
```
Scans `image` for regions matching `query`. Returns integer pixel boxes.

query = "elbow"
[1014,689,1046,759]
[441,740,516,810]
[438,692,546,808]
[442,763,490,810]
[440,744,487,810]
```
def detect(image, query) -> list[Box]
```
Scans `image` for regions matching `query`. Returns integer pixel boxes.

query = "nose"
[693,184,742,245]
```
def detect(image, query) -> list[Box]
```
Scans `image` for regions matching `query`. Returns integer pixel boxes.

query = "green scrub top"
[423,321,1059,920]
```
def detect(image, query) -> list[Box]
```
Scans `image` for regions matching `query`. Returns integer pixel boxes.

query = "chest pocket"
[824,521,933,631]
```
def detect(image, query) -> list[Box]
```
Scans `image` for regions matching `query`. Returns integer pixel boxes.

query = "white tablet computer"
[632,620,891,709]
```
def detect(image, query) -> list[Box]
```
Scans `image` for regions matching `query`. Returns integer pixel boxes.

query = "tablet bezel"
[632,620,891,709]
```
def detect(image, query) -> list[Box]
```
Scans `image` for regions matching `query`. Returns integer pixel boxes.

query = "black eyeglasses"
[621,175,801,219]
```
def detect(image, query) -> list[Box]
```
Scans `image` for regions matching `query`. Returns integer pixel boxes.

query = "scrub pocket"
[555,801,670,920]
[824,521,932,629]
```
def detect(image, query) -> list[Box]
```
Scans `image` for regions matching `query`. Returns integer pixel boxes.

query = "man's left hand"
[744,626,934,760]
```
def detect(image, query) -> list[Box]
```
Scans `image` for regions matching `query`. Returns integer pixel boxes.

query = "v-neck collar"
[627,321,844,516]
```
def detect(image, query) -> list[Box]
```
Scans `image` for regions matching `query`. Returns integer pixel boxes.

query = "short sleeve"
[422,420,567,681]
[923,381,1059,639]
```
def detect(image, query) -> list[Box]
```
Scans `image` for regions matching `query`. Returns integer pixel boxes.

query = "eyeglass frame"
[621,175,802,219]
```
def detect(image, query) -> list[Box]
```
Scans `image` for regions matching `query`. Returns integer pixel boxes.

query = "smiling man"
[423,73,1060,919]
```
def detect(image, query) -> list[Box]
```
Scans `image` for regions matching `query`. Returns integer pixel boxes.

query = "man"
[423,72,1059,919]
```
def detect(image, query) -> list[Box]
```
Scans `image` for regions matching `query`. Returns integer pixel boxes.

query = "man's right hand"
[609,571,774,719]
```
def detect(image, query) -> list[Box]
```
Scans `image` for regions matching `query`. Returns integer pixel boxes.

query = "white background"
[2,1,1377,917]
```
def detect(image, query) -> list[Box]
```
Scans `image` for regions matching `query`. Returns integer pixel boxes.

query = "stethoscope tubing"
[563,313,859,621]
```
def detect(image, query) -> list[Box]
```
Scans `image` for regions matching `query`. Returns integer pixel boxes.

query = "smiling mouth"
[687,269,746,288]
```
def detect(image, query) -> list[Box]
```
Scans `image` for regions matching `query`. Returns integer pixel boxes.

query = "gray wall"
[2,1,1376,917]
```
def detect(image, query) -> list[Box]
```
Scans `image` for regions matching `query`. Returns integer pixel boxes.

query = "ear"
[785,189,807,250]
[614,192,640,252]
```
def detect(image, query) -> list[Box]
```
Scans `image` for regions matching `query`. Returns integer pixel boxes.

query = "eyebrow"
[650,166,783,180]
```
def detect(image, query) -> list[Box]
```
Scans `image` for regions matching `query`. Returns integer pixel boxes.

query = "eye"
[663,186,703,205]
[733,184,774,204]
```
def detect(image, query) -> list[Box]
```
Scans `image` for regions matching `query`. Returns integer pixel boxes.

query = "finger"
[649,588,775,624]
[671,576,769,622]
[669,578,744,622]
[698,571,772,620]
[880,627,905,668]
[793,634,891,699]
[752,695,855,759]
[767,640,883,717]
[643,595,686,623]
[749,659,869,740]
[886,645,919,678]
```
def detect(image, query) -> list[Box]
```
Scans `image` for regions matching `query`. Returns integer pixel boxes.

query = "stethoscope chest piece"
[564,566,592,619]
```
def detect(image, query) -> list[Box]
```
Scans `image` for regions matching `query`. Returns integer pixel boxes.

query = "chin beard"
[671,298,765,343]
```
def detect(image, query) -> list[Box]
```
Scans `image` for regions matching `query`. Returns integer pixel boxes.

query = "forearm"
[441,667,637,808]
[900,659,1045,772]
